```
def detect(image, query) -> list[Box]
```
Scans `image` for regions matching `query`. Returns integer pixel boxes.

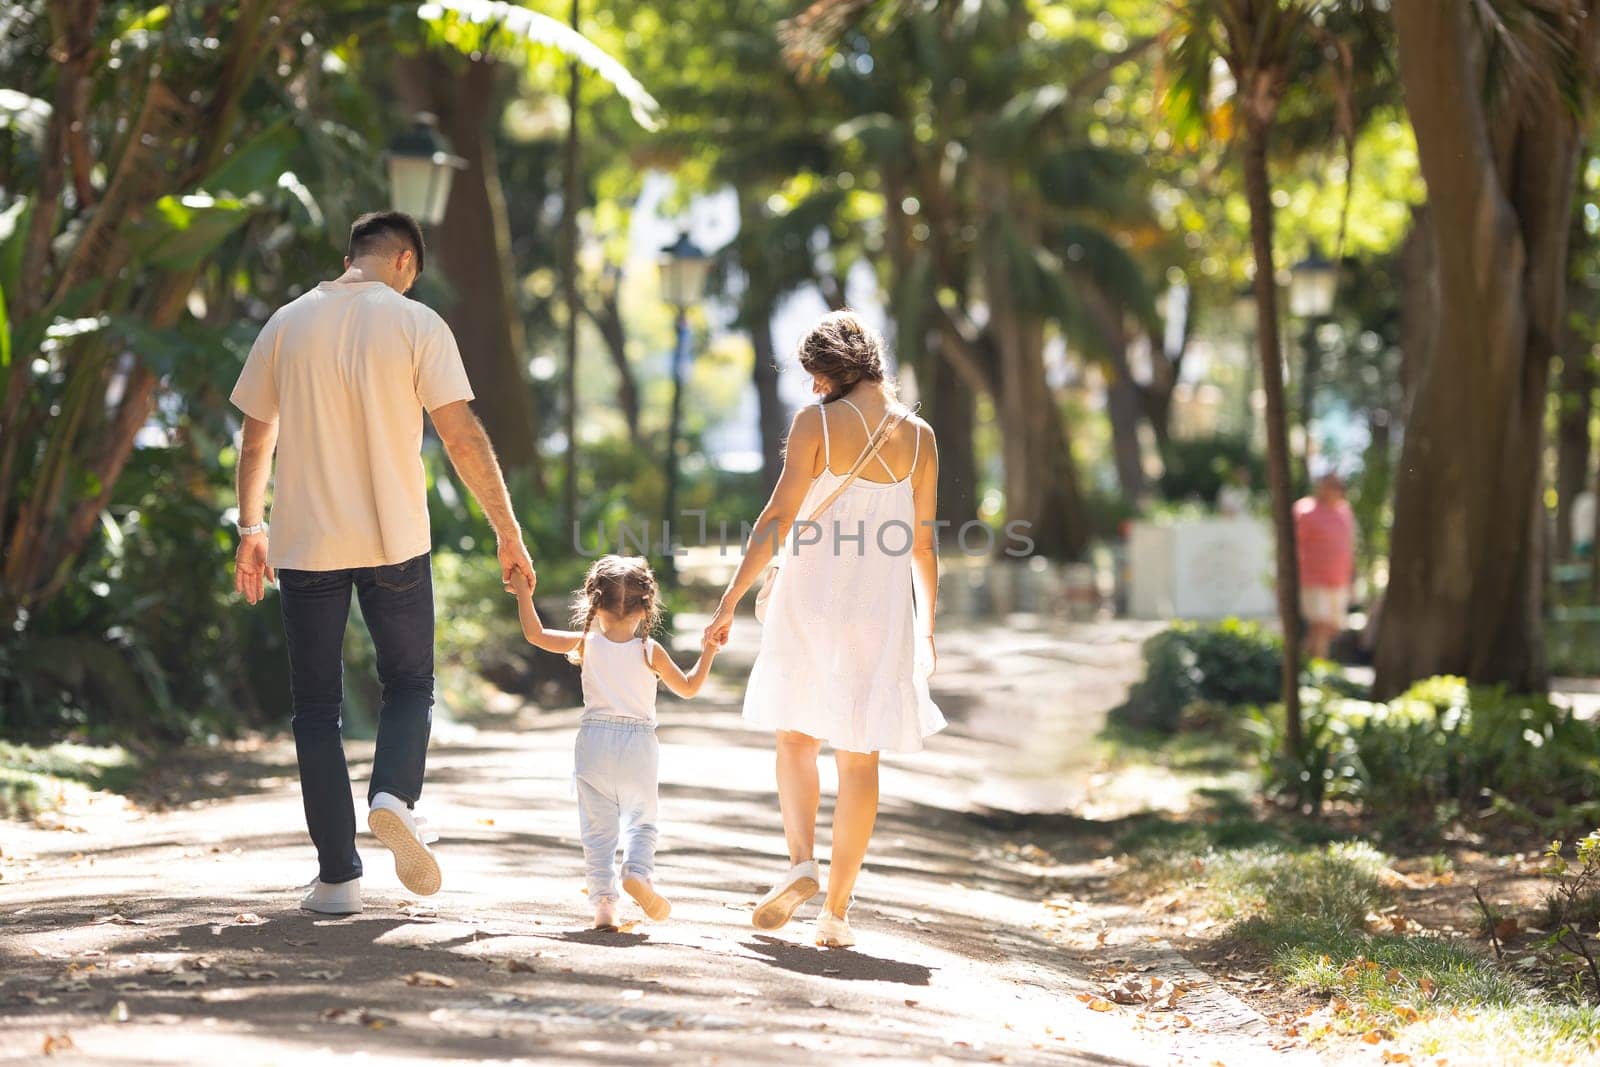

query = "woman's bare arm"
[910,423,940,668]
[717,407,824,611]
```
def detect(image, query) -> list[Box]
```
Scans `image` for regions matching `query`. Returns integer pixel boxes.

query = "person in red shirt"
[1293,472,1356,659]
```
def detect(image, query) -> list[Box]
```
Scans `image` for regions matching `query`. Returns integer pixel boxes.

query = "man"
[1293,471,1355,660]
[231,211,534,915]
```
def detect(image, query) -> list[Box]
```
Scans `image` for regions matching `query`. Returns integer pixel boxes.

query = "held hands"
[702,600,735,650]
[234,533,274,605]
[497,533,536,593]
[508,568,535,598]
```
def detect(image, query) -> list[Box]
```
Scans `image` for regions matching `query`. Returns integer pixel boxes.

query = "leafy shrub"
[1156,434,1263,505]
[1115,618,1285,732]
[1254,676,1600,831]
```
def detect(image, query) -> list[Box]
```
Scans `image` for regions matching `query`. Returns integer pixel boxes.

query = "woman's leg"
[775,730,823,865]
[824,749,880,917]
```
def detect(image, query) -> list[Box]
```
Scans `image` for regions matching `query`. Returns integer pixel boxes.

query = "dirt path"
[0,613,1321,1065]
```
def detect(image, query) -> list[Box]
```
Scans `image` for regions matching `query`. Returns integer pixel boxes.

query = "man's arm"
[234,415,278,605]
[429,400,534,587]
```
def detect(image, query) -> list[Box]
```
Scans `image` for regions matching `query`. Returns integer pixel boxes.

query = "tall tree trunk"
[1085,285,1147,499]
[1396,206,1436,422]
[734,190,787,496]
[408,53,545,483]
[582,285,641,443]
[1242,110,1303,759]
[981,172,1087,560]
[749,297,785,495]
[923,334,980,529]
[1555,338,1593,561]
[561,0,581,526]
[1377,3,1595,697]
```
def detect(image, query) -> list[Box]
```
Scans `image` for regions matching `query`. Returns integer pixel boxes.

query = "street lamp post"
[658,232,711,577]
[1288,248,1337,478]
[384,113,467,226]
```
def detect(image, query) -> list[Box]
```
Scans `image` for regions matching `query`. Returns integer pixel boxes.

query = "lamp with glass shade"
[384,113,467,226]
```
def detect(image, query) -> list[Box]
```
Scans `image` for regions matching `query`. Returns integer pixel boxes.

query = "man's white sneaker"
[752,860,821,930]
[815,908,856,948]
[367,792,442,896]
[301,877,362,915]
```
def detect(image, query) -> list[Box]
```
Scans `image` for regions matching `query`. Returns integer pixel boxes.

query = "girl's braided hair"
[568,554,663,672]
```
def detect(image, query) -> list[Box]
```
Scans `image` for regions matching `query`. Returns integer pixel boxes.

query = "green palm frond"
[1053,221,1158,332]
[417,1,659,128]
[831,112,909,161]
[1465,0,1587,112]
[980,86,1071,161]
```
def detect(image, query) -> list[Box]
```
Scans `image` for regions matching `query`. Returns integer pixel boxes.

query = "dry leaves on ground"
[41,1032,75,1056]
[321,1007,397,1029]
[403,971,457,988]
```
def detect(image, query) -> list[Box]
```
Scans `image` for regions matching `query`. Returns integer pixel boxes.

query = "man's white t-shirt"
[230,280,474,571]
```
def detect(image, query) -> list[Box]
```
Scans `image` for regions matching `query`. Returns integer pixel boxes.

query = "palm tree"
[0,0,657,625]
[1162,0,1340,762]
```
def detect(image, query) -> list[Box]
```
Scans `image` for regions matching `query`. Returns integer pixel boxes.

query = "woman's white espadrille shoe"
[814,907,856,948]
[367,792,442,896]
[752,860,821,930]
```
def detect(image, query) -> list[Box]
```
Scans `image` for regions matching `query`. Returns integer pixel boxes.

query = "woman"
[704,310,945,948]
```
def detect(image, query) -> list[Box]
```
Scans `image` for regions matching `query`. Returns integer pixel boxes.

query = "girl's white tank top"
[580,631,659,722]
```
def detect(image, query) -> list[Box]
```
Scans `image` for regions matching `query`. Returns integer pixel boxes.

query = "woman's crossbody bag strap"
[754,408,912,623]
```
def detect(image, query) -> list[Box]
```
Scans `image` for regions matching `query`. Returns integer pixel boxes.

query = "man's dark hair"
[347,211,425,274]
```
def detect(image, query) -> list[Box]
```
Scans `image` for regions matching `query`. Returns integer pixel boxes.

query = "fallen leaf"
[1494,917,1520,941]
[503,958,537,974]
[301,970,340,981]
[91,914,146,926]
[1382,1053,1411,1064]
[403,971,456,988]
[322,1007,396,1029]
[1086,998,1114,1012]
[41,1033,75,1056]
[233,913,269,926]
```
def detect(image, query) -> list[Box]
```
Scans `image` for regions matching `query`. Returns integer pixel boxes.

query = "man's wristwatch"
[237,521,268,537]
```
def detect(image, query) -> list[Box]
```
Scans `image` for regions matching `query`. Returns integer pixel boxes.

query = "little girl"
[509,555,720,930]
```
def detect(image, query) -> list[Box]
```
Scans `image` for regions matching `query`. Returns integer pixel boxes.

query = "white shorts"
[1300,585,1349,628]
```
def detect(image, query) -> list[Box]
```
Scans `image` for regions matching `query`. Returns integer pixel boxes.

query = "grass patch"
[0,740,138,818]
[1123,825,1600,1063]
[1251,917,1600,1064]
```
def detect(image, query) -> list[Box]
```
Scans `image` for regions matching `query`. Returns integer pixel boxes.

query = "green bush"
[1155,434,1263,505]
[1254,676,1600,832]
[1115,618,1284,732]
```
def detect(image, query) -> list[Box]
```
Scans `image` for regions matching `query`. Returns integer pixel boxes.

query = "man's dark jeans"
[278,552,434,885]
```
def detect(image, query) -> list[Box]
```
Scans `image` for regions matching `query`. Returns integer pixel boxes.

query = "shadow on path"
[742,934,934,985]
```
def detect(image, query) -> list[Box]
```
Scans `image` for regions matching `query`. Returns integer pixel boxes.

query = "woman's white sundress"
[742,398,947,754]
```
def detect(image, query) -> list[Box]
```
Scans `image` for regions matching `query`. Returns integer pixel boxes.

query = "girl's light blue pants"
[574,714,659,904]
